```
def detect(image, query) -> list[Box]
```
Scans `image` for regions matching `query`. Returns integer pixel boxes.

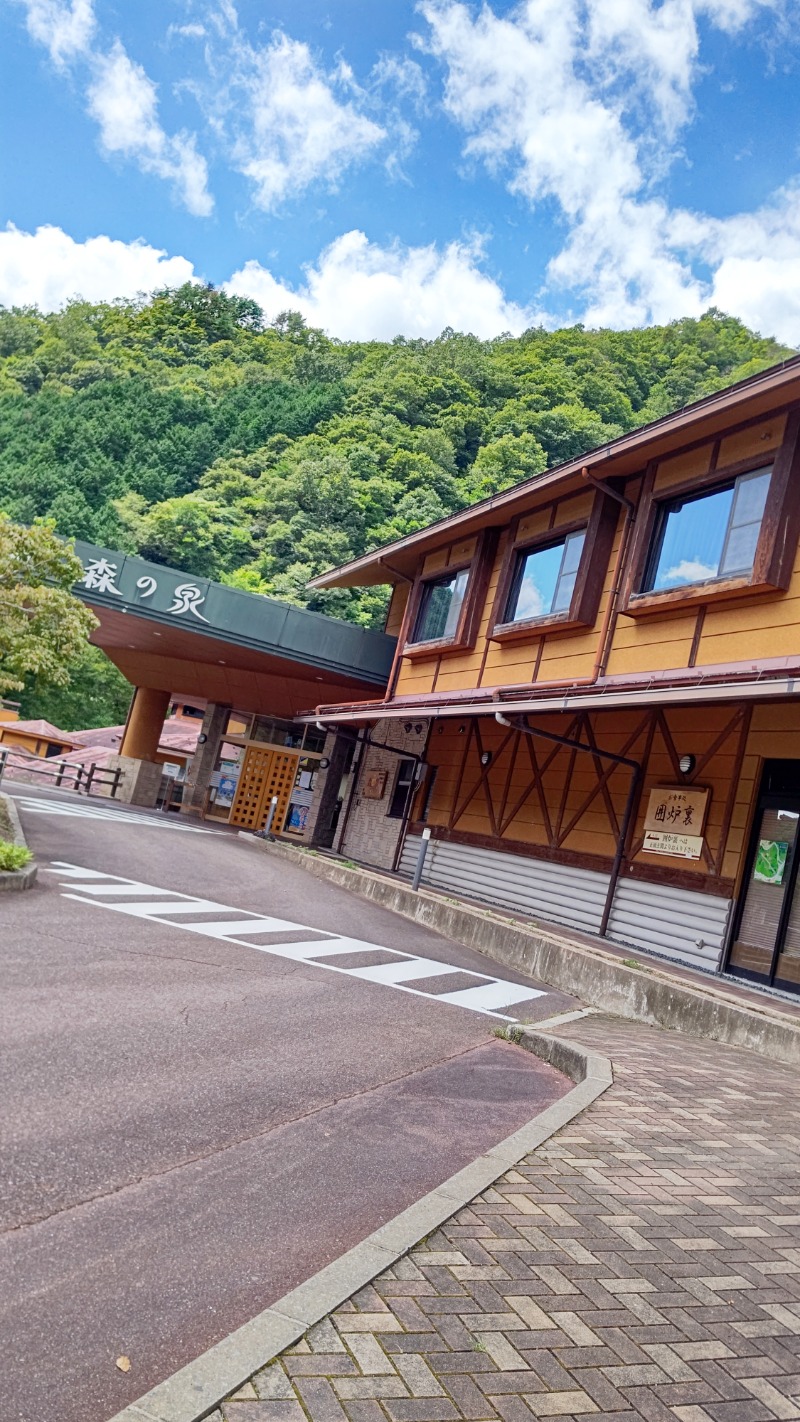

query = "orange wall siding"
[418,700,781,892]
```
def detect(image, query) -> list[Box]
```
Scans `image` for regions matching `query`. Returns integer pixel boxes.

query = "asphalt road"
[1,785,578,1422]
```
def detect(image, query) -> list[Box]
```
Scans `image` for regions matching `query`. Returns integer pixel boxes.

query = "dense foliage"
[0,286,792,634]
[16,641,133,731]
[0,513,97,697]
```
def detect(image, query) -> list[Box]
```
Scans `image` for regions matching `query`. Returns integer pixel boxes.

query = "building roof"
[70,718,200,756]
[73,541,396,716]
[1,718,76,743]
[309,354,800,590]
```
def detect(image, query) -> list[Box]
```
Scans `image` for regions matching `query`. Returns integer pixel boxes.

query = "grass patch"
[0,838,32,872]
[0,796,12,841]
[622,957,652,972]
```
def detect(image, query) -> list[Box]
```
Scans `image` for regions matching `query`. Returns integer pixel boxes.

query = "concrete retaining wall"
[249,839,800,1067]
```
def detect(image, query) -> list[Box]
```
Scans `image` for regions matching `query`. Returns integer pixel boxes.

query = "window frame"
[387,757,417,819]
[489,490,619,643]
[642,466,771,595]
[402,529,497,659]
[622,408,800,618]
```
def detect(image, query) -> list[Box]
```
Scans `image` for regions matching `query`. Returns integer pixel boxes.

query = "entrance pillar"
[182,703,231,815]
[104,686,171,807]
[305,731,352,847]
[120,687,171,762]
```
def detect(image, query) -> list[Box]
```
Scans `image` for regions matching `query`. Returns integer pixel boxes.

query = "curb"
[0,791,37,892]
[247,838,800,1067]
[105,1030,611,1422]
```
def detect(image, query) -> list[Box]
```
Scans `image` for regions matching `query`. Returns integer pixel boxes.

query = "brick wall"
[336,719,430,871]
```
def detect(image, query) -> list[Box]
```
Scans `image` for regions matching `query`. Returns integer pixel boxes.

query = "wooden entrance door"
[228,745,299,832]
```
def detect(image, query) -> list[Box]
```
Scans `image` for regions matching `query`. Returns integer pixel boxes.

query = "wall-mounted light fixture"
[318,757,330,770]
[480,750,492,767]
[678,754,696,775]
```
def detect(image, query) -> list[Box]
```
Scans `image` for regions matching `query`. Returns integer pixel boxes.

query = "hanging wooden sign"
[643,785,710,859]
[362,768,388,799]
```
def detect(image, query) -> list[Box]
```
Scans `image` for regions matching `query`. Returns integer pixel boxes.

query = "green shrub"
[0,839,32,871]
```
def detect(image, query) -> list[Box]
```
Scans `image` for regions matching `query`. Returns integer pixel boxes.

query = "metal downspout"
[495,711,642,939]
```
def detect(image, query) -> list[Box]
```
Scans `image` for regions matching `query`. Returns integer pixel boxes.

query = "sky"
[1,0,799,343]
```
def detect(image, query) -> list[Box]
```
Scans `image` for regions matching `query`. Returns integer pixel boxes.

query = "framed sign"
[362,769,388,800]
[644,785,710,836]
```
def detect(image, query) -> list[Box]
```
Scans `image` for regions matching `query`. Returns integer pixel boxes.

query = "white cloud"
[215,31,386,210]
[15,0,95,67]
[663,559,718,584]
[418,0,797,336]
[87,42,213,216]
[13,5,213,216]
[227,230,533,339]
[0,224,197,309]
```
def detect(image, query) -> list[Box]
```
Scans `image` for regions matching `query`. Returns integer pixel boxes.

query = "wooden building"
[304,356,800,999]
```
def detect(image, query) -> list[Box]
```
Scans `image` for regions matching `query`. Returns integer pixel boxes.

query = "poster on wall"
[215,774,238,809]
[754,840,789,885]
[287,804,309,832]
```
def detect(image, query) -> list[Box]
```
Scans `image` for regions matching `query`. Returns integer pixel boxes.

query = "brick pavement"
[215,1017,800,1422]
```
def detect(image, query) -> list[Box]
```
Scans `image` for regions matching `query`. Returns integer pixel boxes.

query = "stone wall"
[336,719,429,871]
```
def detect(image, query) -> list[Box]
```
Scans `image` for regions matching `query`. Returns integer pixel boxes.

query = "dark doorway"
[727,759,800,994]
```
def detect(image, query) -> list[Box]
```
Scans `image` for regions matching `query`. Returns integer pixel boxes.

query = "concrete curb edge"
[0,791,37,892]
[247,839,800,1067]
[104,1030,611,1422]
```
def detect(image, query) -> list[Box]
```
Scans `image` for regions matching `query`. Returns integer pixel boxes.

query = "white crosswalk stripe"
[45,861,546,1020]
[8,794,218,833]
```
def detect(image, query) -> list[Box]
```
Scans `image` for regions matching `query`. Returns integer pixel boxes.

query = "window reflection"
[647,467,771,593]
[505,530,586,623]
[412,567,470,643]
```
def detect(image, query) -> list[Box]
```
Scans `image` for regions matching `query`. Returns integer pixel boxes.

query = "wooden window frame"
[402,529,497,659]
[489,490,618,643]
[621,406,800,618]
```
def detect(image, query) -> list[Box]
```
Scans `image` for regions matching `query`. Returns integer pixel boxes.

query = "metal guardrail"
[0,747,122,798]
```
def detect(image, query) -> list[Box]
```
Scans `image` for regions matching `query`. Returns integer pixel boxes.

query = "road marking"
[9,794,218,833]
[45,861,547,1021]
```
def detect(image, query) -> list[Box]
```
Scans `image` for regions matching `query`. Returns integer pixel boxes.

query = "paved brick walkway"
[216,1018,800,1422]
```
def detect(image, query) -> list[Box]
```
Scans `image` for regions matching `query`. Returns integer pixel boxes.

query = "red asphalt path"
[1,786,577,1422]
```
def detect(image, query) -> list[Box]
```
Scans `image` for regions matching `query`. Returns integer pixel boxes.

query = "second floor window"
[645,466,772,593]
[412,567,470,643]
[505,529,587,623]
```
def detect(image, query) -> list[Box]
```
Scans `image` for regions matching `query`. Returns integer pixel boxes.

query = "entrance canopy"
[74,541,395,717]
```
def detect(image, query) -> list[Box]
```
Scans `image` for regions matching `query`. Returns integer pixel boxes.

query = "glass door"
[729,801,800,986]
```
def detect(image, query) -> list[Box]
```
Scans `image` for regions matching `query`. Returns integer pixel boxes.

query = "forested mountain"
[0,286,792,630]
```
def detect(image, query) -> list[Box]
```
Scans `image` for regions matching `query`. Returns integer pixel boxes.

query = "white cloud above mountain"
[417,0,797,335]
[86,43,213,216]
[221,32,387,211]
[0,225,196,309]
[4,0,800,342]
[227,230,533,338]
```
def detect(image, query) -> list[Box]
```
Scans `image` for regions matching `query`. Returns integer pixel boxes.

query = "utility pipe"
[495,711,642,939]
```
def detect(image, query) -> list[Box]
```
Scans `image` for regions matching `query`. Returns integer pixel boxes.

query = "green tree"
[19,642,132,731]
[0,291,792,632]
[0,515,97,696]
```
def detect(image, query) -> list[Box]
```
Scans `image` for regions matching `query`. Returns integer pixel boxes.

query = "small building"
[0,718,76,759]
[301,356,800,1000]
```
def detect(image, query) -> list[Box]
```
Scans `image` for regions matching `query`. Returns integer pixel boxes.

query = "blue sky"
[1,0,799,342]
